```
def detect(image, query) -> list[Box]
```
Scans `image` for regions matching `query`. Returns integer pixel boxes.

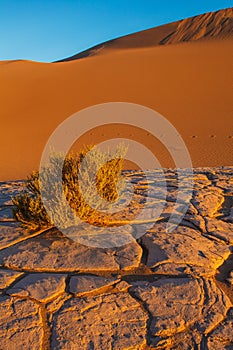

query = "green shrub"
[12,144,127,230]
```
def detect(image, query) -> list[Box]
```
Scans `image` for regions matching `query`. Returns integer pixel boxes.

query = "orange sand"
[0,10,232,180]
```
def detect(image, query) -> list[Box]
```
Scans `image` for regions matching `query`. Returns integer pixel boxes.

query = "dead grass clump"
[12,144,127,230]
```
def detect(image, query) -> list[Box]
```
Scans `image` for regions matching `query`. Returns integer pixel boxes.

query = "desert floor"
[0,167,232,349]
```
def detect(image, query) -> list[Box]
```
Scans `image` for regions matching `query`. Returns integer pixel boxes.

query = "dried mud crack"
[0,167,233,349]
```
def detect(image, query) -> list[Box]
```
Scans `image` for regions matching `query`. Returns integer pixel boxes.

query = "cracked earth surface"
[0,167,232,349]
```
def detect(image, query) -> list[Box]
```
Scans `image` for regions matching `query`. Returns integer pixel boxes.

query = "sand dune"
[0,9,232,180]
[58,8,233,61]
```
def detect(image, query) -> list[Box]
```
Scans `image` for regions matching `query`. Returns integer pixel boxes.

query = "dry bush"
[12,144,127,230]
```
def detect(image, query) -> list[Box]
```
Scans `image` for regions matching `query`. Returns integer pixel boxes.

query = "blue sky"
[0,0,232,62]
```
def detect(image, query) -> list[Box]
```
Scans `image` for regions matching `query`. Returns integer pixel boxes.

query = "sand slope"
[58,8,233,61]
[0,9,232,180]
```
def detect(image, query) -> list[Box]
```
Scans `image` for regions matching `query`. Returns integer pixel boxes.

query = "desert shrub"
[12,144,127,230]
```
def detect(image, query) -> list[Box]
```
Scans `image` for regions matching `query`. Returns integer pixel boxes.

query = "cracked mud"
[0,167,232,349]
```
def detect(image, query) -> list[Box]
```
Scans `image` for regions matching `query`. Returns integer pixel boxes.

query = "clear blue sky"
[0,0,232,62]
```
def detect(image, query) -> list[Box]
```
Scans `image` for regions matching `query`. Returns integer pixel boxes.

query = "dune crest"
[58,8,233,62]
[161,7,233,44]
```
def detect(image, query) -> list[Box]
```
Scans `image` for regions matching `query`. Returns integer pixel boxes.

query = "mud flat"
[0,167,232,349]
